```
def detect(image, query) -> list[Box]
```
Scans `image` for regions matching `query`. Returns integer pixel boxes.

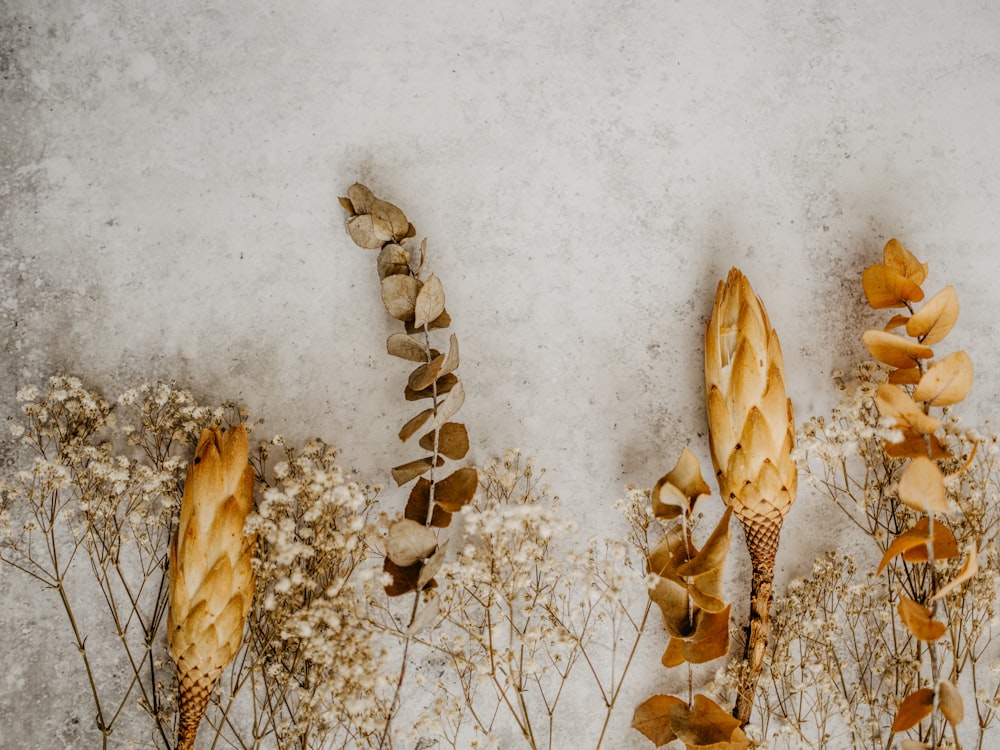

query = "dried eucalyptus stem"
[704,268,798,726]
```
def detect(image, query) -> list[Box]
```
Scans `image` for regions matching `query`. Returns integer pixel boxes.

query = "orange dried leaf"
[888,368,922,385]
[863,329,934,369]
[891,688,935,733]
[662,448,713,513]
[907,285,959,345]
[898,457,949,514]
[399,408,433,442]
[875,384,942,435]
[931,542,979,601]
[937,679,964,727]
[651,476,685,520]
[661,637,686,668]
[680,606,731,664]
[898,597,946,642]
[434,467,479,512]
[901,517,959,563]
[419,422,470,460]
[913,351,973,407]
[633,695,684,746]
[884,314,910,331]
[677,507,732,577]
[862,264,924,309]
[670,694,751,749]
[883,238,929,286]
[885,428,950,459]
[877,524,933,576]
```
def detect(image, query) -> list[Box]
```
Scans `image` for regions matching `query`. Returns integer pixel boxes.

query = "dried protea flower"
[168,424,255,750]
[704,268,797,726]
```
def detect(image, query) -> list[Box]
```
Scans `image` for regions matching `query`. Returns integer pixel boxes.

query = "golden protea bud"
[168,424,255,750]
[704,268,797,726]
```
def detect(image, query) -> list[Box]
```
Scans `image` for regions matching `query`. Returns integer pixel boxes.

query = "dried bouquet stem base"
[733,560,774,726]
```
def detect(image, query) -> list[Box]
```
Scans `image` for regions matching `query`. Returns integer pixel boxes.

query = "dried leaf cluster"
[860,239,978,747]
[633,449,749,749]
[705,268,797,726]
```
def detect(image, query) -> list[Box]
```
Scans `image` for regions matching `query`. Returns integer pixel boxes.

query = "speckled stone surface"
[3,2,1000,747]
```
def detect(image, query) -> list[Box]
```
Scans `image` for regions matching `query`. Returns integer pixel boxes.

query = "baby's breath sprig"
[341,183,477,747]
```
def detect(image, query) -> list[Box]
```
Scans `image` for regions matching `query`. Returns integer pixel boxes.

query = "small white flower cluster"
[247,439,390,747]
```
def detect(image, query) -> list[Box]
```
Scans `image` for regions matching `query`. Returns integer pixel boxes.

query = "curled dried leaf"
[381,274,422,321]
[898,596,946,642]
[669,694,751,749]
[391,455,444,487]
[907,285,959,345]
[885,428,950,459]
[883,238,929,286]
[386,518,437,567]
[417,540,449,589]
[913,350,973,407]
[678,605,731,664]
[891,688,935,733]
[383,556,423,597]
[658,448,712,515]
[677,507,732,578]
[414,274,446,328]
[931,542,979,601]
[878,517,959,574]
[862,264,924,309]
[651,478,685,520]
[347,214,390,249]
[884,314,910,331]
[405,309,451,334]
[937,679,964,727]
[898,457,949,515]
[862,329,933,369]
[431,380,466,428]
[399,408,433,442]
[377,244,410,279]
[633,695,685,746]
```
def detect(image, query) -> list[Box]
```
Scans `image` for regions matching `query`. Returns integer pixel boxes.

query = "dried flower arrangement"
[2,183,997,750]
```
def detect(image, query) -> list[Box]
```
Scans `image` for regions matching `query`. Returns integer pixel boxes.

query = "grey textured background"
[3,2,1000,747]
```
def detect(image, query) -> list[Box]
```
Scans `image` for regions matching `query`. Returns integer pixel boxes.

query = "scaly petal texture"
[705,268,797,568]
[705,268,797,726]
[168,424,255,750]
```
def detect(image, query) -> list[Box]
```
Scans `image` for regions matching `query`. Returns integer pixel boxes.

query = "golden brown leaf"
[888,368,922,385]
[891,688,935,733]
[661,448,712,514]
[399,408,433,442]
[900,517,959,564]
[884,314,910,331]
[418,422,470,460]
[862,329,933,369]
[405,373,459,401]
[862,264,924,309]
[386,519,437,567]
[670,694,751,749]
[633,695,684,746]
[414,274,446,328]
[913,351,973,407]
[386,333,427,363]
[431,380,466,428]
[883,238,929,286]
[409,354,446,392]
[661,637,686,668]
[931,542,979,601]
[679,606,731,664]
[434,467,479,512]
[651,476,685,520]
[404,478,452,528]
[898,596,946,641]
[875,384,942,436]
[898,457,949,515]
[884,428,950,459]
[381,274,422,321]
[937,679,964,727]
[877,524,933,576]
[677,508,732,578]
[906,285,959,345]
[405,309,452,334]
[390,455,444,487]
